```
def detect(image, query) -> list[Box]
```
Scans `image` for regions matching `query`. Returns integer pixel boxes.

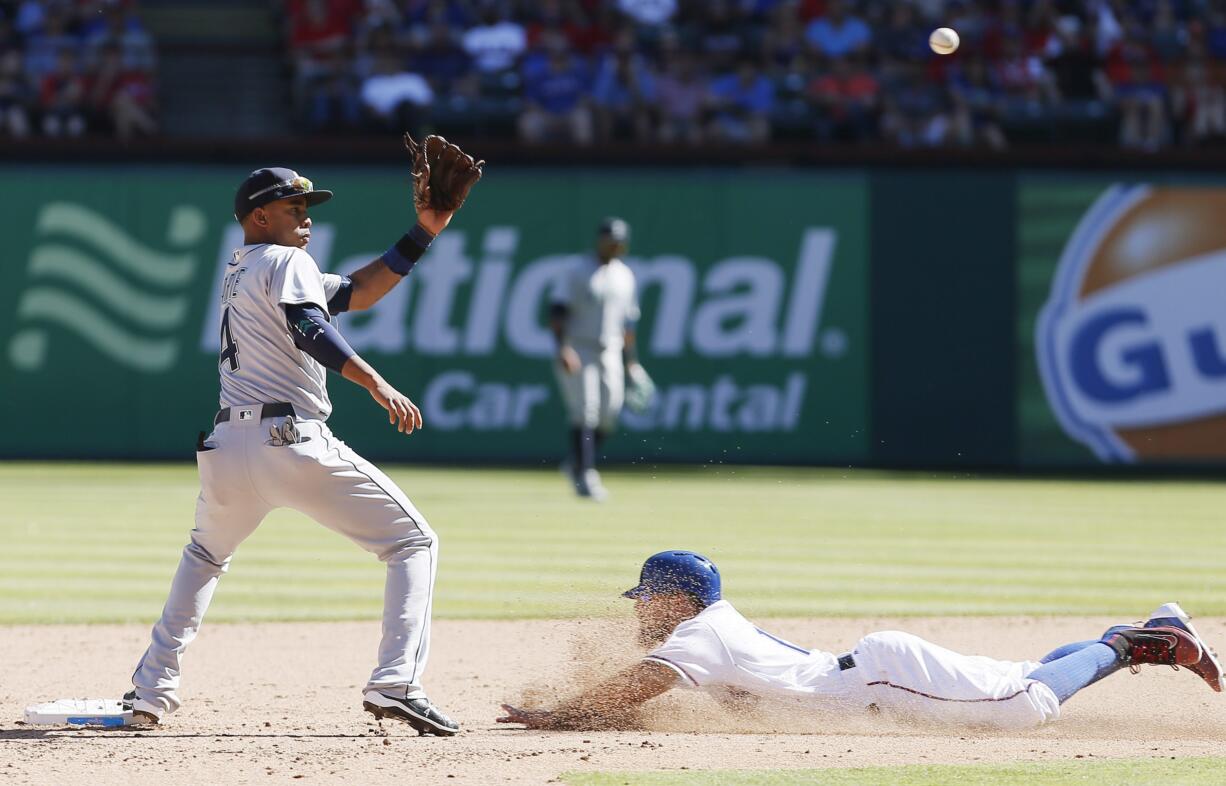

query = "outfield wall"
[0,165,1221,469]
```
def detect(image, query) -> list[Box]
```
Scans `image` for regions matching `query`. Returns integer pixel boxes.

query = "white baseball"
[929,27,960,55]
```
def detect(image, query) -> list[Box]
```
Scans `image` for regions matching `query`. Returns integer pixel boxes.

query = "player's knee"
[380,518,436,561]
[185,538,234,569]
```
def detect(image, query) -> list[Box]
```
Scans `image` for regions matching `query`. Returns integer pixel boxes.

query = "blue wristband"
[382,224,435,275]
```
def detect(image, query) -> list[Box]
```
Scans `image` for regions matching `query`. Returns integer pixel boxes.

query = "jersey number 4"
[219,308,240,371]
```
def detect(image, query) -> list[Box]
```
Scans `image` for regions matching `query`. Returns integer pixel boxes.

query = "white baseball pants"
[131,404,438,717]
[848,631,1060,730]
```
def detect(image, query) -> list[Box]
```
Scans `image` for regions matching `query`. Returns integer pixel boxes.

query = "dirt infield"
[2,616,1223,785]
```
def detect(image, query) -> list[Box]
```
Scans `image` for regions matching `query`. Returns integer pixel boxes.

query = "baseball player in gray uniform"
[549,217,648,500]
[124,164,472,735]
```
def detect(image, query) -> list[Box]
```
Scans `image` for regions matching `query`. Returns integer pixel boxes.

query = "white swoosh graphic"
[36,203,194,287]
[17,289,177,371]
[29,246,187,330]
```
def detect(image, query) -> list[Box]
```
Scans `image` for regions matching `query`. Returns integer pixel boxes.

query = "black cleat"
[362,691,459,736]
[121,689,162,725]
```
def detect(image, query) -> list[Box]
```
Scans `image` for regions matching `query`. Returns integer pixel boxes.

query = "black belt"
[214,402,295,426]
[837,653,856,671]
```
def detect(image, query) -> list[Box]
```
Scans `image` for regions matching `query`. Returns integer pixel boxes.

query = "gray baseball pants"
[130,404,437,717]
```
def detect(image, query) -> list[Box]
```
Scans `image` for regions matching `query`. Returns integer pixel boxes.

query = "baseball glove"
[625,365,657,414]
[404,133,484,213]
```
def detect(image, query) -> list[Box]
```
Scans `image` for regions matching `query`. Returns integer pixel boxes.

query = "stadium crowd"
[286,0,1226,150]
[0,0,156,140]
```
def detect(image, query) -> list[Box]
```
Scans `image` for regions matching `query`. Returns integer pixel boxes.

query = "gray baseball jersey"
[552,255,640,351]
[218,244,344,420]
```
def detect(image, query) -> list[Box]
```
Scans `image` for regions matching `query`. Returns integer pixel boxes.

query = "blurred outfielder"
[550,217,654,500]
[499,551,1221,731]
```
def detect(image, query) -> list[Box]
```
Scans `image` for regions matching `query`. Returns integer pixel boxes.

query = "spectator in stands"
[463,5,527,75]
[879,59,952,148]
[86,42,156,140]
[805,0,871,60]
[694,0,748,73]
[808,55,879,142]
[399,0,471,36]
[1150,0,1187,62]
[518,47,593,145]
[654,53,707,144]
[1172,58,1226,146]
[288,0,357,107]
[1043,16,1108,105]
[287,0,357,66]
[85,3,155,71]
[524,0,588,53]
[12,0,45,38]
[23,4,75,82]
[706,58,774,144]
[569,2,617,55]
[1206,4,1226,59]
[947,56,1008,149]
[761,1,808,68]
[0,48,32,138]
[877,3,930,63]
[616,0,676,28]
[590,30,657,142]
[1105,34,1170,149]
[305,51,363,131]
[410,21,475,99]
[359,36,433,134]
[39,49,86,137]
[993,37,1047,118]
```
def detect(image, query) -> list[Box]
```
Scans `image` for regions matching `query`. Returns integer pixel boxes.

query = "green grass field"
[565,758,1226,786]
[0,462,1223,624]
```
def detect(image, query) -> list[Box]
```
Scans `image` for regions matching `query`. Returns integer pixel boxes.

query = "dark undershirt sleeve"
[285,302,357,373]
[327,276,354,315]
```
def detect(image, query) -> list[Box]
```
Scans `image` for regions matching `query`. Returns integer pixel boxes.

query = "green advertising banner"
[0,167,869,463]
[1018,177,1226,466]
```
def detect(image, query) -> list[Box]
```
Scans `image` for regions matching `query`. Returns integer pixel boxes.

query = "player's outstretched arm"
[339,134,485,312]
[497,661,679,731]
[340,354,423,435]
[342,215,448,313]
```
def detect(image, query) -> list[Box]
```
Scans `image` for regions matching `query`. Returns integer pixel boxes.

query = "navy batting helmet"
[623,550,721,607]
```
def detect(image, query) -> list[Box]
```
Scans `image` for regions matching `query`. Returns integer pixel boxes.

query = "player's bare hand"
[496,703,555,729]
[370,379,423,435]
[557,345,581,375]
[415,209,453,236]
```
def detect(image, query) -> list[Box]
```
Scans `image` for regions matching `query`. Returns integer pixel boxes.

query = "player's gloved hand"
[496,703,555,729]
[625,363,656,414]
[368,377,423,435]
[405,133,484,220]
[557,345,581,375]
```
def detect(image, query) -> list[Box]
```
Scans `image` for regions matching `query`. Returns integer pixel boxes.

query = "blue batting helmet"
[622,550,721,607]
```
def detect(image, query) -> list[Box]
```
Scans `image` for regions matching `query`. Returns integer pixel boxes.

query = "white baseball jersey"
[645,601,1060,730]
[217,244,344,420]
[552,255,640,352]
[644,600,860,703]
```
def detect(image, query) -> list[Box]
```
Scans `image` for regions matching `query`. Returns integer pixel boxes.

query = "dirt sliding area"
[3,616,1224,785]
